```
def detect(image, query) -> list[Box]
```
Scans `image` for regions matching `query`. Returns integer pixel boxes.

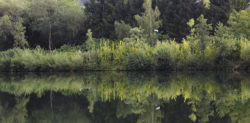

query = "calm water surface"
[0,72,250,123]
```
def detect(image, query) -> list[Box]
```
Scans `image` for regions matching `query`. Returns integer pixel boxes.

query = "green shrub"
[57,45,86,52]
[95,41,113,70]
[126,42,153,70]
[112,41,128,70]
[153,41,180,70]
[202,41,220,69]
[228,10,250,40]
[114,21,131,40]
[127,49,152,70]
[179,40,194,70]
[240,38,250,69]
[0,37,249,72]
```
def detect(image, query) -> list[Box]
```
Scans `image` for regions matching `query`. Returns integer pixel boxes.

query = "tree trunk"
[50,90,54,118]
[49,22,52,50]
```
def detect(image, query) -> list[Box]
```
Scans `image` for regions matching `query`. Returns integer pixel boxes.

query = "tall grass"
[153,41,180,70]
[126,40,154,70]
[0,38,250,72]
[0,48,84,71]
[240,38,250,70]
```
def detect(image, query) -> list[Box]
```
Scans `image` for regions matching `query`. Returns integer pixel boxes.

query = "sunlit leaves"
[134,0,161,45]
[228,10,250,39]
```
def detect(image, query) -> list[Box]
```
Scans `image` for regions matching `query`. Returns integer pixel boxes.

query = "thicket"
[0,0,249,49]
[0,0,249,71]
[0,36,249,72]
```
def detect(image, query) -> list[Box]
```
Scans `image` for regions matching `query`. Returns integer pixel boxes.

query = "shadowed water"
[0,72,250,123]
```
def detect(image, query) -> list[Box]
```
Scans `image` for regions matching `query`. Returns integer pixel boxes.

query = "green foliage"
[228,10,250,40]
[193,15,213,49]
[0,0,248,51]
[157,0,204,42]
[86,29,95,51]
[26,0,85,49]
[123,27,145,43]
[57,44,86,52]
[240,38,250,67]
[186,17,244,70]
[114,21,131,40]
[0,0,28,50]
[213,22,234,45]
[0,0,250,71]
[0,15,28,50]
[127,43,153,70]
[204,0,231,28]
[202,0,211,8]
[84,0,143,39]
[229,0,250,11]
[0,48,85,72]
[153,41,180,70]
[213,23,241,68]
[95,41,114,69]
[0,0,26,17]
[0,35,249,71]
[135,0,161,45]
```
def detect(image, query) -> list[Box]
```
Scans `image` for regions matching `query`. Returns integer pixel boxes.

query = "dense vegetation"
[0,0,250,71]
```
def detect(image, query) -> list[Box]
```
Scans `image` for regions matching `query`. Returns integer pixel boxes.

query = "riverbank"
[0,39,249,72]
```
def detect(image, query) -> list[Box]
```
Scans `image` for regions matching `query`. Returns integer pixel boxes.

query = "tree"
[229,0,250,11]
[156,0,204,42]
[26,0,85,50]
[86,29,95,51]
[228,10,250,39]
[0,0,28,50]
[84,0,143,39]
[53,0,86,46]
[135,0,161,45]
[27,0,58,50]
[0,16,28,51]
[214,23,234,45]
[192,15,212,50]
[204,0,231,29]
[0,0,26,17]
[114,21,131,40]
[123,27,145,43]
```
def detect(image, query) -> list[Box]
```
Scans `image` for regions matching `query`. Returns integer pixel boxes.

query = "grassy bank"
[0,38,250,72]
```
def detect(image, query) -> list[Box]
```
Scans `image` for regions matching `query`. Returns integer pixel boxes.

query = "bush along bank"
[0,37,250,72]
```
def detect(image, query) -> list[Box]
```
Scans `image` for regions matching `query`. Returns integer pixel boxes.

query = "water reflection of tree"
[26,93,92,123]
[116,94,162,123]
[0,93,29,123]
[0,72,250,122]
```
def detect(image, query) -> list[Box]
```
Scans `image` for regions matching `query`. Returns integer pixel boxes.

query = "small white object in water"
[156,106,160,110]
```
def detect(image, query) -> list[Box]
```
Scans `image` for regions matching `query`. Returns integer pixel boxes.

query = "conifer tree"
[194,15,212,50]
[135,0,161,45]
[86,29,95,51]
[228,10,250,39]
